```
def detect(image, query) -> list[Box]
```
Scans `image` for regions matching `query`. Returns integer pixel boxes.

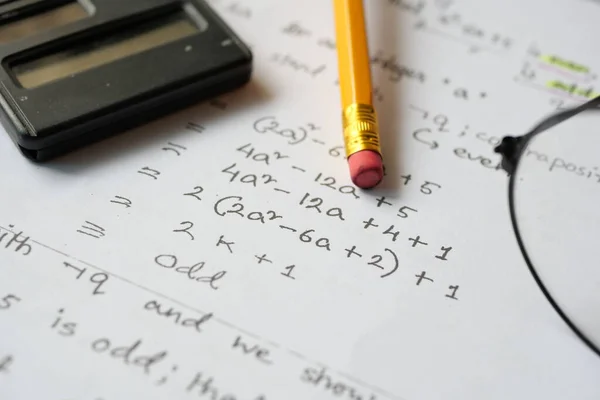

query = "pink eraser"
[348,150,384,189]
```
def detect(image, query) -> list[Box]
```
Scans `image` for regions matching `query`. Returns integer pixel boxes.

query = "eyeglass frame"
[494,94,600,358]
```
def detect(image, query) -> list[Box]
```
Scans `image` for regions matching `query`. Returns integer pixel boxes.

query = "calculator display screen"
[0,1,90,44]
[11,10,199,89]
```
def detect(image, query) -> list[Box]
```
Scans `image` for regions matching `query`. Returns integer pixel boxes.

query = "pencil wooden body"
[333,0,372,107]
[333,0,383,190]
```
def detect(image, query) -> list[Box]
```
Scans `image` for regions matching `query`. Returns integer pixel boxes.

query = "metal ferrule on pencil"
[342,103,382,157]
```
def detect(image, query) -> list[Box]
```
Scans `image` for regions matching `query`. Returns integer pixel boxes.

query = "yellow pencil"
[333,0,383,189]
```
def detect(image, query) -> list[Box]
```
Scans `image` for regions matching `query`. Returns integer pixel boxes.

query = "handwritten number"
[368,255,384,269]
[281,265,296,279]
[420,181,441,195]
[184,186,204,201]
[436,246,452,260]
[174,221,195,240]
[446,285,459,300]
[397,206,418,218]
[328,145,344,158]
[0,294,21,310]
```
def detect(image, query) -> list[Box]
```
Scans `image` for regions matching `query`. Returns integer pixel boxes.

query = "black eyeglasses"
[495,95,600,357]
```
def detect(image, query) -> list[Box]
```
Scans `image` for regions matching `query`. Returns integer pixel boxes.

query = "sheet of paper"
[2,0,600,399]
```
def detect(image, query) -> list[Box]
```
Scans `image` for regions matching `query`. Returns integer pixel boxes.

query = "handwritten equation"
[4,1,597,399]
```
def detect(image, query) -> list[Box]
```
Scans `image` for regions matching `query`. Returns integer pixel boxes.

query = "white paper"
[2,0,600,399]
